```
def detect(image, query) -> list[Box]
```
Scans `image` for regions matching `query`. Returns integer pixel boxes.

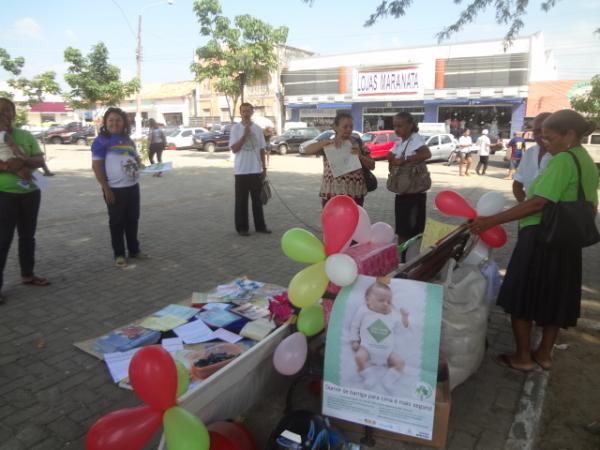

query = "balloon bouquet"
[86,346,209,450]
[434,190,508,263]
[274,196,396,376]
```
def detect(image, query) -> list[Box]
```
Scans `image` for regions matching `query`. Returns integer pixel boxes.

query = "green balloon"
[163,406,210,450]
[297,304,325,337]
[175,361,190,398]
[281,228,326,264]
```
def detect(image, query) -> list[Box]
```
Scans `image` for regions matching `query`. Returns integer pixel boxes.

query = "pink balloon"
[480,225,507,248]
[86,406,162,450]
[371,222,395,245]
[273,332,308,376]
[352,206,372,244]
[435,190,477,219]
[321,196,359,255]
[129,346,178,411]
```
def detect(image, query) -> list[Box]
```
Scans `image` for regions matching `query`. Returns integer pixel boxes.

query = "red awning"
[29,102,73,113]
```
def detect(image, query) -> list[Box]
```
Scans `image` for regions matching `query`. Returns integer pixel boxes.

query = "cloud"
[65,29,77,41]
[12,17,42,39]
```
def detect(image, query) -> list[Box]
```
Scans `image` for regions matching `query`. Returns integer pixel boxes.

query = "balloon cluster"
[434,190,508,248]
[86,346,209,450]
[275,196,397,376]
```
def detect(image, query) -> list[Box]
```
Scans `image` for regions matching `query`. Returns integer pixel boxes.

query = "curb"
[505,368,550,450]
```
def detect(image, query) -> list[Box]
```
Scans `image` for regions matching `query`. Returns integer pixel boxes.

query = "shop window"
[40,113,55,123]
[164,113,183,127]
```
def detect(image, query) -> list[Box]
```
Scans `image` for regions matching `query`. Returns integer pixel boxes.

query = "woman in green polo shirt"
[0,98,50,303]
[469,109,599,372]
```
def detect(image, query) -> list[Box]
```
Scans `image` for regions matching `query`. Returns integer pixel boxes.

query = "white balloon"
[371,222,395,245]
[352,206,372,244]
[462,240,491,266]
[476,192,506,216]
[273,332,308,376]
[325,253,358,286]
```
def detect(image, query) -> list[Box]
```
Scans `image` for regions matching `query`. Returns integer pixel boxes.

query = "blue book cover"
[92,325,162,354]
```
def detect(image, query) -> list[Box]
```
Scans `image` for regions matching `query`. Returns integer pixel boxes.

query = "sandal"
[532,354,552,371]
[22,276,50,286]
[493,354,535,373]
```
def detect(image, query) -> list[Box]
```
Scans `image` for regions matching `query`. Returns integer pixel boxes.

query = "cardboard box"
[330,379,451,448]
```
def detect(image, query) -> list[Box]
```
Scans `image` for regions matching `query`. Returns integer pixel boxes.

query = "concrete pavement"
[0,144,598,449]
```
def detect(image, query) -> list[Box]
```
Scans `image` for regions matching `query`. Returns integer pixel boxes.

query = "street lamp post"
[134,0,174,139]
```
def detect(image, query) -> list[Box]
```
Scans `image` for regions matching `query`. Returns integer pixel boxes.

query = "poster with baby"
[322,275,443,440]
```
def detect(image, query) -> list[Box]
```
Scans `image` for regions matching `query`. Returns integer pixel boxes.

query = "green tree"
[303,0,561,47]
[571,75,600,127]
[191,0,288,121]
[63,42,139,110]
[1,47,61,126]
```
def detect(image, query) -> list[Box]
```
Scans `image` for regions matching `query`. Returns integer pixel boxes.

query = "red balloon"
[86,405,162,450]
[209,431,237,450]
[208,422,256,450]
[480,225,507,248]
[435,191,477,219]
[321,195,359,256]
[129,345,177,411]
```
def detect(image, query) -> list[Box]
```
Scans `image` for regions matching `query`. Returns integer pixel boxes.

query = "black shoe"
[238,231,250,236]
[43,172,55,177]
[256,229,272,234]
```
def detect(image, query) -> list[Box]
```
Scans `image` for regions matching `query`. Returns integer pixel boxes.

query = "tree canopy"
[63,42,139,110]
[303,0,559,47]
[571,75,600,127]
[191,0,288,120]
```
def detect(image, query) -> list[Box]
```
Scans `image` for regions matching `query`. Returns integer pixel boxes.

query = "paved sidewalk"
[0,146,597,449]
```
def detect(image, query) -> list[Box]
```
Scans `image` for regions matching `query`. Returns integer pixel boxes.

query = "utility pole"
[135,14,143,139]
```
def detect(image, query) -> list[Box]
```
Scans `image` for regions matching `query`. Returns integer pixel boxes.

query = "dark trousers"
[234,174,266,233]
[476,155,489,173]
[394,192,427,241]
[0,190,41,291]
[105,184,140,258]
[148,144,164,164]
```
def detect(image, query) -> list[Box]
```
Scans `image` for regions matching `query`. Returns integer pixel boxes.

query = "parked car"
[422,133,458,161]
[583,131,600,169]
[270,127,320,155]
[44,122,85,144]
[166,127,208,149]
[192,127,232,153]
[67,126,96,145]
[362,130,399,159]
[298,130,364,155]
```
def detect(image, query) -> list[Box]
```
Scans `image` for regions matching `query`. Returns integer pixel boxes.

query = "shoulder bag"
[386,138,431,195]
[540,150,600,248]
[359,142,377,192]
[252,143,272,205]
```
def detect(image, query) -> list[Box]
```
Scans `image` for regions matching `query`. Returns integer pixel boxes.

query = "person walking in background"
[475,129,491,175]
[91,107,145,268]
[377,116,385,131]
[458,128,473,176]
[303,111,374,208]
[468,109,599,372]
[147,119,166,177]
[387,112,431,244]
[229,102,270,237]
[0,97,50,303]
[512,112,552,202]
[505,131,526,180]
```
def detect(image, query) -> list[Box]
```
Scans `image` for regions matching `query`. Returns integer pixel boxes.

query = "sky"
[1,0,599,90]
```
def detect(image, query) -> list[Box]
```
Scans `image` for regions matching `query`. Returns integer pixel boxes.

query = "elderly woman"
[469,109,599,372]
[303,112,374,207]
[0,97,50,303]
[387,112,432,244]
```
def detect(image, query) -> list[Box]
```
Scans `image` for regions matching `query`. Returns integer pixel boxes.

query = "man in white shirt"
[458,128,473,176]
[229,103,270,236]
[475,129,491,175]
[512,112,552,202]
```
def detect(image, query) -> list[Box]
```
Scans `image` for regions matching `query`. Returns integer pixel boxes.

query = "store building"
[282,32,557,138]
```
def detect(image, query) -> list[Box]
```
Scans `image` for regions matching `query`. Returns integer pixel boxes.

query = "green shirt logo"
[367,319,391,343]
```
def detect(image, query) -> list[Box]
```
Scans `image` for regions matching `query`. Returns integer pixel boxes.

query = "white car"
[166,127,208,149]
[421,133,458,160]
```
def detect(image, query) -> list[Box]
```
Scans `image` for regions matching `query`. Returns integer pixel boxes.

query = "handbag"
[362,167,377,192]
[540,151,600,248]
[260,176,272,205]
[386,137,431,195]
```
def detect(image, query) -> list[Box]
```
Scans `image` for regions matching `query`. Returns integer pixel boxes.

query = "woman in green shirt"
[469,109,599,372]
[0,98,50,303]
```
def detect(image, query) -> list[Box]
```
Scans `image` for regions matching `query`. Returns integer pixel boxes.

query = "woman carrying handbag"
[469,109,599,372]
[386,112,432,245]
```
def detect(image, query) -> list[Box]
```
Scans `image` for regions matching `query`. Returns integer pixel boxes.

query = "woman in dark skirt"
[387,112,432,244]
[469,109,599,372]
